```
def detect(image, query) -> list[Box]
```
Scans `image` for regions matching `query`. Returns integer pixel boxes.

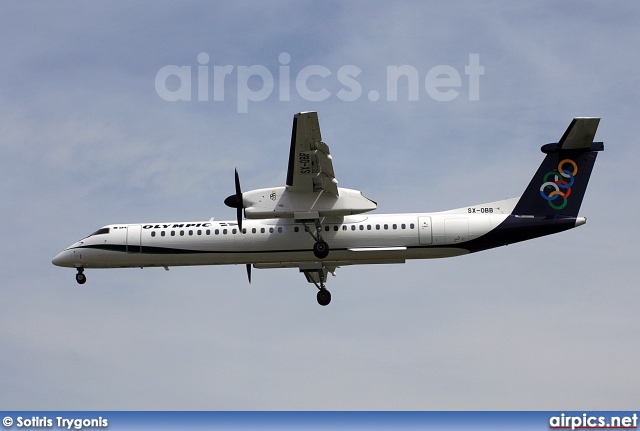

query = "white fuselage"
[52,199,518,270]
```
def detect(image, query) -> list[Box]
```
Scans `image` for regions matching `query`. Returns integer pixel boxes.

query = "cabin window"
[294,227,299,232]
[215,229,219,235]
[342,226,347,231]
[242,228,246,234]
[189,230,193,236]
[333,226,338,231]
[359,225,364,231]
[180,230,185,236]
[206,230,210,235]
[410,223,415,229]
[252,228,256,234]
[171,231,175,236]
[367,225,371,230]
[197,230,202,235]
[325,226,330,232]
[393,224,397,229]
[384,224,388,230]
[151,231,156,237]
[351,225,356,231]
[223,229,227,235]
[269,227,274,233]
[261,228,265,233]
[376,225,380,230]
[401,224,406,229]
[161,231,166,237]
[232,229,237,234]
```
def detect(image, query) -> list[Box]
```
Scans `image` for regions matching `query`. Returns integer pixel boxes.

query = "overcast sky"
[1,1,638,410]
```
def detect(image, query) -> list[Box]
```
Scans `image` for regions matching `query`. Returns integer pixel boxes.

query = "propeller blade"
[234,168,241,196]
[246,264,252,284]
[223,168,244,231]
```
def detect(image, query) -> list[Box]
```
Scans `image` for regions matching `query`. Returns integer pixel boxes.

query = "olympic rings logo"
[539,159,578,210]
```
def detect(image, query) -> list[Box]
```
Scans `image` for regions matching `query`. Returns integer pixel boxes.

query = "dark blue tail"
[512,118,604,217]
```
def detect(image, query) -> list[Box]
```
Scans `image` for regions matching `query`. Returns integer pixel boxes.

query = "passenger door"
[126,225,142,253]
[418,216,432,245]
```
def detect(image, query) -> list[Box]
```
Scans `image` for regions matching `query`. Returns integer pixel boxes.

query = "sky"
[1,1,638,410]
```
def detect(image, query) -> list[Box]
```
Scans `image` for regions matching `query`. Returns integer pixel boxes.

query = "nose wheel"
[75,268,86,285]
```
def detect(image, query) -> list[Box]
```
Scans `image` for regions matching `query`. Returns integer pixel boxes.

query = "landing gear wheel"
[313,240,329,259]
[75,272,86,285]
[302,220,330,259]
[317,288,331,306]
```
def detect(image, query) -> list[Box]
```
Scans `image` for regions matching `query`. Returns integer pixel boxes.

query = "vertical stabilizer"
[512,118,604,217]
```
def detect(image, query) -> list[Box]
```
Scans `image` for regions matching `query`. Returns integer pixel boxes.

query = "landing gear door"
[127,225,142,253]
[418,216,432,245]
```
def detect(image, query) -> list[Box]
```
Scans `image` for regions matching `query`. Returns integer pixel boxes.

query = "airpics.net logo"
[155,52,484,113]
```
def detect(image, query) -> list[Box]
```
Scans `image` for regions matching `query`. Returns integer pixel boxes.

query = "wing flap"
[254,259,405,284]
[253,259,406,270]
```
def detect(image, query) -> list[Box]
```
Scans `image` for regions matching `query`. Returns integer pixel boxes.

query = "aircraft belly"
[86,244,471,269]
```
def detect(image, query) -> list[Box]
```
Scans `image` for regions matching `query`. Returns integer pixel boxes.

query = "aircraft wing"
[285,111,339,196]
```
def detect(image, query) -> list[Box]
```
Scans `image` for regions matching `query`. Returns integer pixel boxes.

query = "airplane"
[52,112,604,306]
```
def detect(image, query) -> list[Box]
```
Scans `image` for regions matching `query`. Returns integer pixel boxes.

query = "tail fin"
[512,118,604,217]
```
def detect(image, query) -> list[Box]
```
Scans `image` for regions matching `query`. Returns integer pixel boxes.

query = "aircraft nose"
[52,250,74,267]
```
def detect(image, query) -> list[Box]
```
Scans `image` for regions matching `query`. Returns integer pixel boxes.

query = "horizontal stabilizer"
[557,117,600,150]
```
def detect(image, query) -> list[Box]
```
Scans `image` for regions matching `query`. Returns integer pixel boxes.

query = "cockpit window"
[90,228,110,236]
[79,227,111,241]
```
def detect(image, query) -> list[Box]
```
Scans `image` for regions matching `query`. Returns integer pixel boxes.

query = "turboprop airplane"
[52,112,604,306]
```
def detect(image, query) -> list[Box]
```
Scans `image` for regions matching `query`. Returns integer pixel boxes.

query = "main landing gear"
[316,286,331,306]
[302,219,329,259]
[302,265,332,306]
[314,278,331,307]
[75,267,86,285]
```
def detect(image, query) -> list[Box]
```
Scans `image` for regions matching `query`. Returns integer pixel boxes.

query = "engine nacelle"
[243,187,376,219]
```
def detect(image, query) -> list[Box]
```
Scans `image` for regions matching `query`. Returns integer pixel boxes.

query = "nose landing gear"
[75,268,86,285]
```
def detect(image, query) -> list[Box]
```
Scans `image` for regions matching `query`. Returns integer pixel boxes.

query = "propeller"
[224,170,252,285]
[224,168,244,231]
